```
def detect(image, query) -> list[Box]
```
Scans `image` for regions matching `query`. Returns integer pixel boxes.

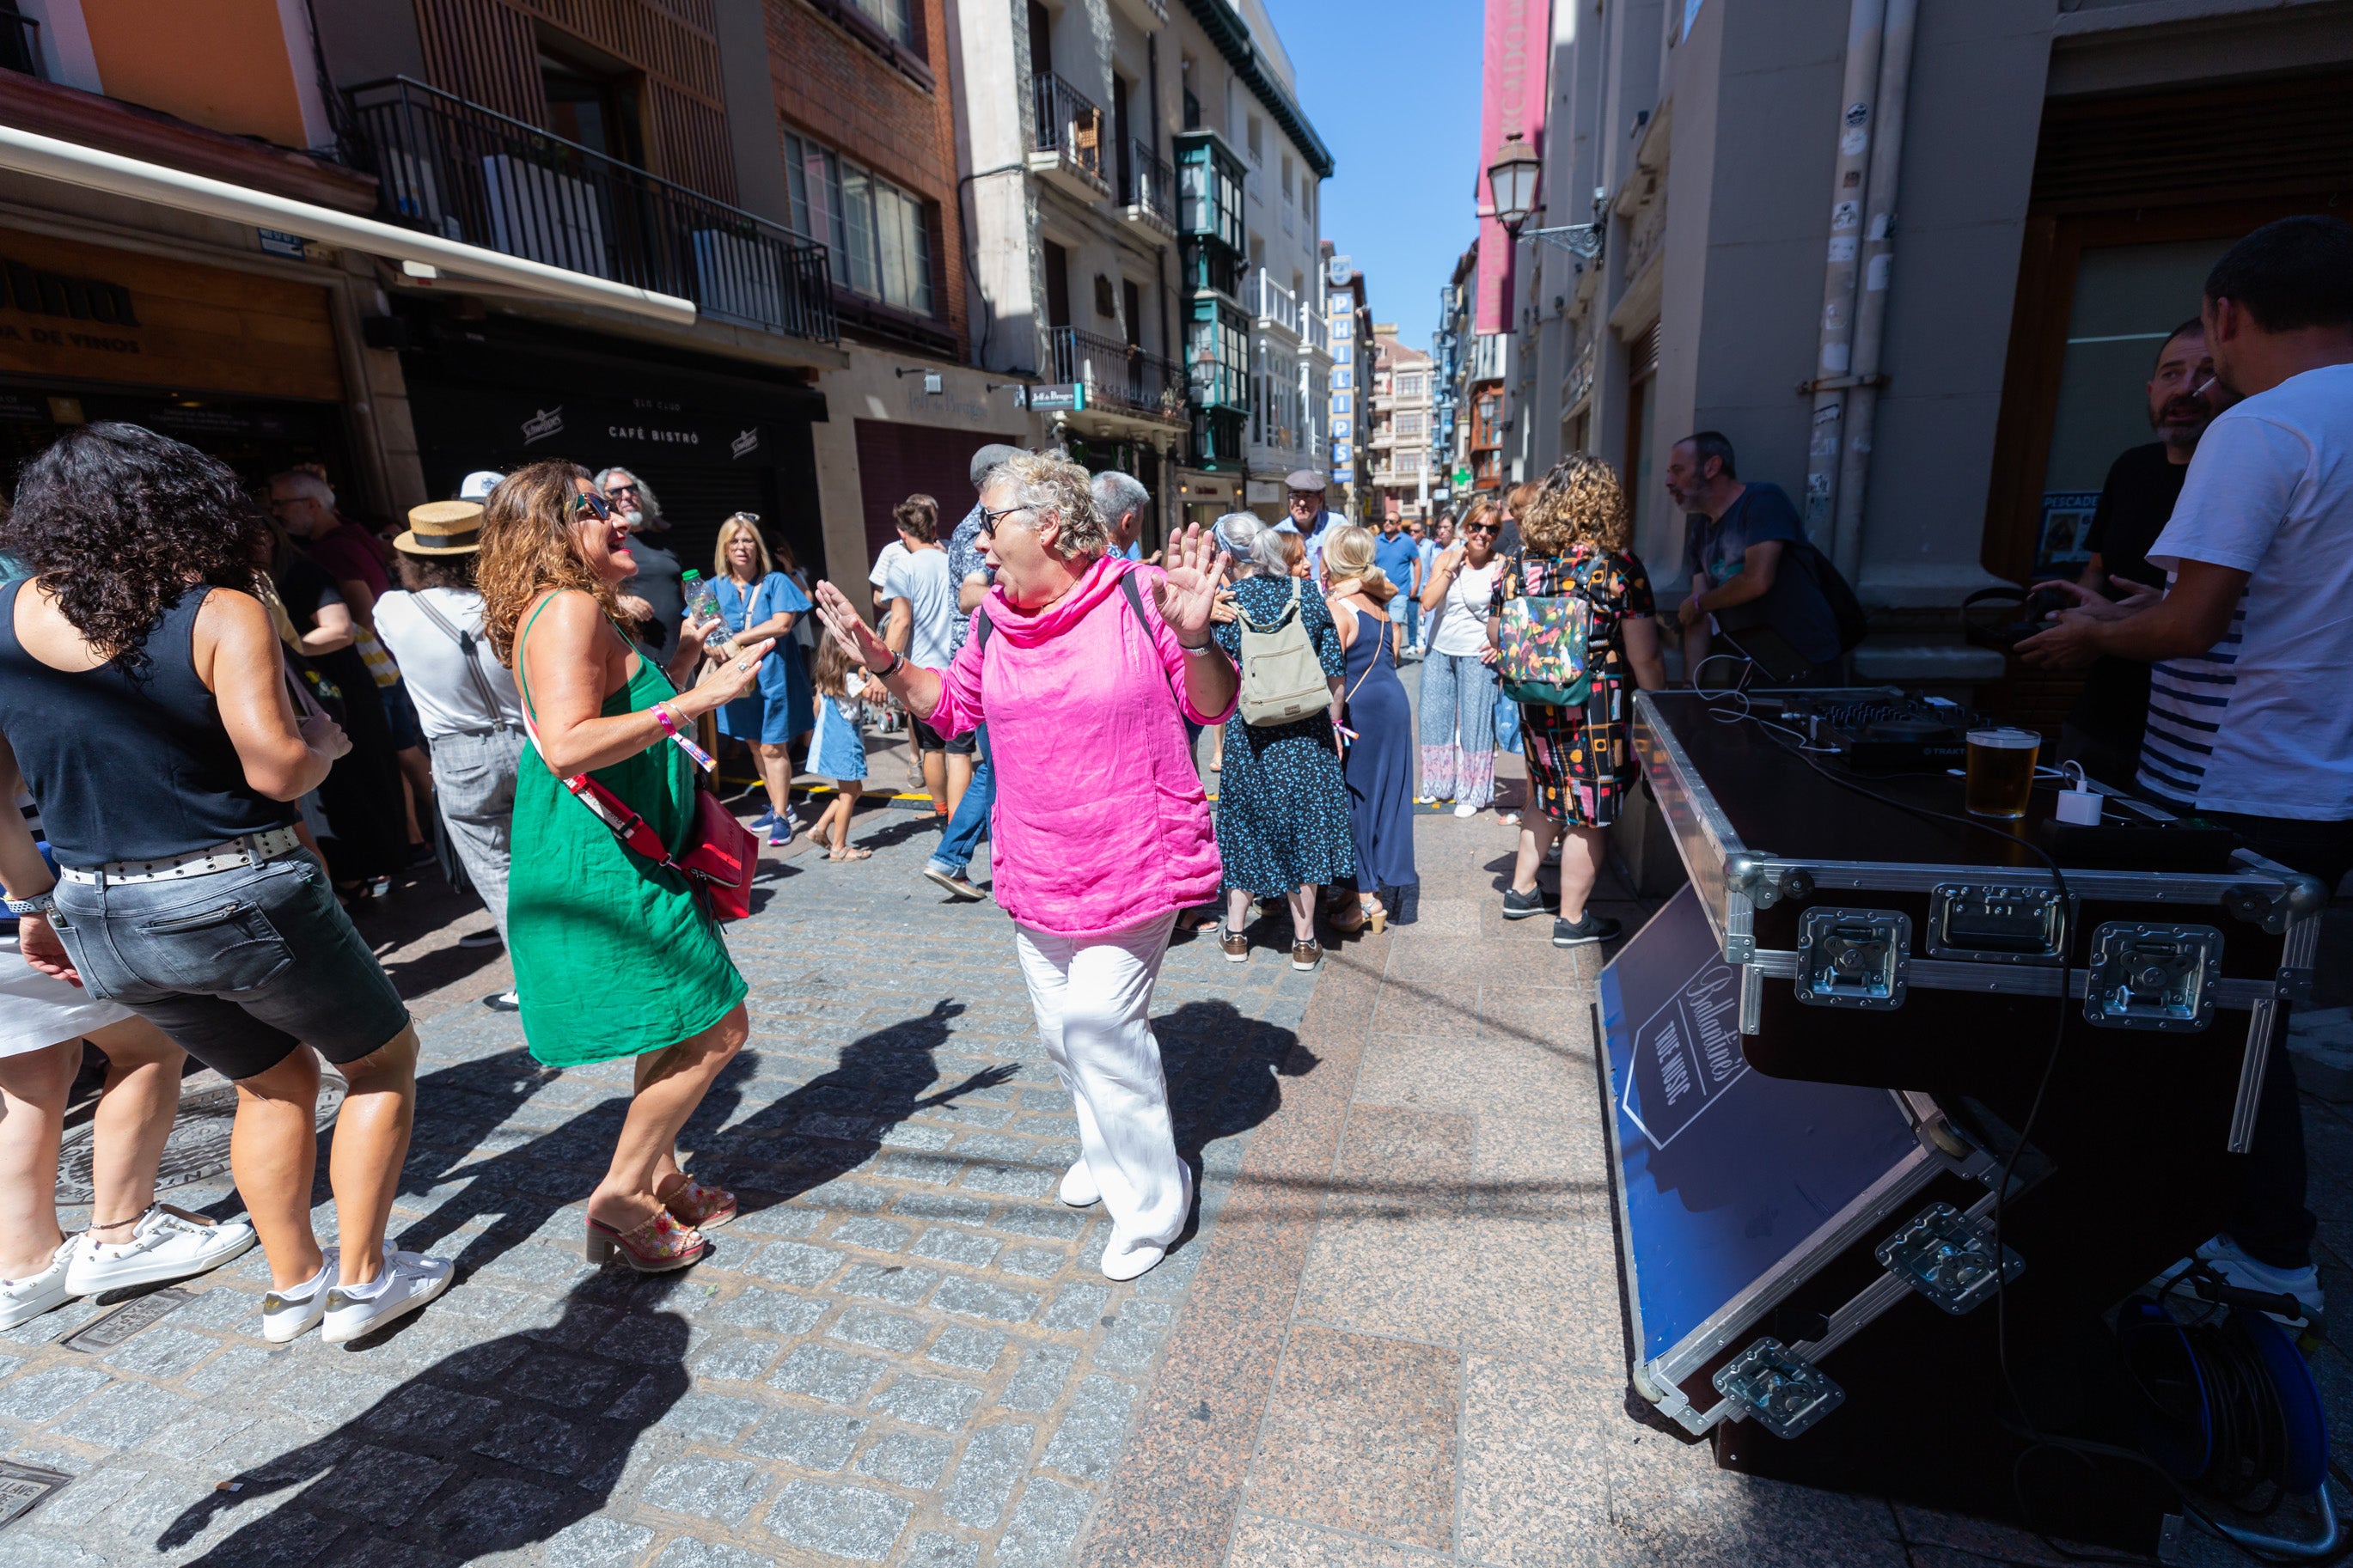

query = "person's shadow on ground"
[156,1287,690,1564]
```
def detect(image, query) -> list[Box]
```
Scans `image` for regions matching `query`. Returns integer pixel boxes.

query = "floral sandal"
[659,1175,738,1230]
[586,1208,709,1272]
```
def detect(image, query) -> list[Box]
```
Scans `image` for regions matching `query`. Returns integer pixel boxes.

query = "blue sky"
[1269,0,1486,349]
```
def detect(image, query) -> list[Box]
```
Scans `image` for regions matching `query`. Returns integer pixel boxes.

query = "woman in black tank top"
[0,424,454,1344]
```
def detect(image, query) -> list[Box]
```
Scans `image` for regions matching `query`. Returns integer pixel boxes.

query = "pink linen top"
[926,555,1233,940]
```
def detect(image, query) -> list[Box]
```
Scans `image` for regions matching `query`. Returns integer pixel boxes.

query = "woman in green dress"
[478,462,774,1272]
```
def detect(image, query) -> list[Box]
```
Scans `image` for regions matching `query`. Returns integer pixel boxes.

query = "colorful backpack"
[1496,553,1594,709]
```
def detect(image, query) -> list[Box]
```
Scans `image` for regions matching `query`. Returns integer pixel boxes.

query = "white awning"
[0,124,697,328]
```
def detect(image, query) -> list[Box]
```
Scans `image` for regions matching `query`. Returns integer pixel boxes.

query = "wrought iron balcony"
[1119,138,1175,230]
[1030,73,1108,195]
[345,77,835,344]
[1043,326,1183,420]
[1,12,43,78]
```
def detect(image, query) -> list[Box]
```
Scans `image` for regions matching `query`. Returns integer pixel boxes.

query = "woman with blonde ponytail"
[1322,526,1417,931]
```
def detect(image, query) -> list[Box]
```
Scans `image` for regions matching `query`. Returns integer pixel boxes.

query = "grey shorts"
[51,851,411,1081]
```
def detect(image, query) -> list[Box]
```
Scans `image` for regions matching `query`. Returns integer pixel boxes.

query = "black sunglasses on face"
[1464,522,1497,535]
[603,480,640,496]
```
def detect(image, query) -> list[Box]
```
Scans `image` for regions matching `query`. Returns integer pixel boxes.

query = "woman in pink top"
[813,451,1237,1281]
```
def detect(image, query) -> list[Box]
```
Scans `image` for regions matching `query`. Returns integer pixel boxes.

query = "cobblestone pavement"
[0,790,1315,1568]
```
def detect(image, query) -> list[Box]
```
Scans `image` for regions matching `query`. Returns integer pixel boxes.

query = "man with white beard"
[593,466,685,662]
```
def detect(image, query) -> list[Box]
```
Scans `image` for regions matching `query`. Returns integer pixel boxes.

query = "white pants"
[1012,912,1191,1259]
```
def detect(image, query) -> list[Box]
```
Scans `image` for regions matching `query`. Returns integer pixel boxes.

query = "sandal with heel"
[585,1209,709,1272]
[660,1176,738,1230]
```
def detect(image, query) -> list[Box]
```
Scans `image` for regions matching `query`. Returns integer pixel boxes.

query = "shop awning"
[0,125,697,329]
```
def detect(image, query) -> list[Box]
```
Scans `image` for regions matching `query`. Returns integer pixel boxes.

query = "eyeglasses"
[729,512,761,524]
[571,488,614,521]
[975,503,1031,535]
[603,481,640,497]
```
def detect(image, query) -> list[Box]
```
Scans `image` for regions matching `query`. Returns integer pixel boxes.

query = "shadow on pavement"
[156,1287,689,1564]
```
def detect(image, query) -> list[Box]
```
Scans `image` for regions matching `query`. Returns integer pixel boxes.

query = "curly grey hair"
[593,467,664,530]
[1213,512,1290,579]
[981,450,1107,558]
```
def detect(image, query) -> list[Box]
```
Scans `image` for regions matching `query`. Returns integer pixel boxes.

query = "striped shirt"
[2136,601,2244,807]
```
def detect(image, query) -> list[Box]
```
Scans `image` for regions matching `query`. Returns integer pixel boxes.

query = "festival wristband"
[652,702,716,772]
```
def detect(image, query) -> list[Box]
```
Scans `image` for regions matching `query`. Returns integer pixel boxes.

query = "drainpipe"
[1799,0,1885,546]
[1830,0,1916,584]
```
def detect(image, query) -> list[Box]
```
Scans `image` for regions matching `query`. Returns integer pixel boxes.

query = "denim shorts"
[50,851,411,1080]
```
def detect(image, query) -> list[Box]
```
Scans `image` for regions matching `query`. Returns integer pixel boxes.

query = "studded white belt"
[59,827,306,886]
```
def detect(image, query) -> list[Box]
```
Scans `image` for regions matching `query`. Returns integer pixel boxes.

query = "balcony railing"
[1120,138,1175,228]
[1,12,43,78]
[1303,308,1329,355]
[345,77,835,344]
[1253,269,1298,336]
[1031,72,1106,187]
[1044,326,1183,419]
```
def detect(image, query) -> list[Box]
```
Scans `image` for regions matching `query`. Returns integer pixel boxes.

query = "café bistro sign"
[516,400,763,462]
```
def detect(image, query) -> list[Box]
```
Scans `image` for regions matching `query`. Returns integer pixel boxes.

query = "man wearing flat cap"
[1281,468,1343,584]
[372,494,529,1011]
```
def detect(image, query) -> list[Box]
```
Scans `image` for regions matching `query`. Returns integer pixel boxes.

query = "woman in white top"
[1417,498,1507,815]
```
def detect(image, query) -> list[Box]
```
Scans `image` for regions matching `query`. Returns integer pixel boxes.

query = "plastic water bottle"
[680,570,739,656]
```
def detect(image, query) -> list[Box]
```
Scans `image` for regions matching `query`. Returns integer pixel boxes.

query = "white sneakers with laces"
[263,1250,338,1344]
[321,1244,455,1345]
[2152,1233,2325,1326]
[0,1240,77,1331]
[64,1204,256,1296]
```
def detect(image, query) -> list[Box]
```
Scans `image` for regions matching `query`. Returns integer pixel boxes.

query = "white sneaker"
[1059,1161,1102,1209]
[0,1240,78,1331]
[262,1251,338,1344]
[321,1245,454,1345]
[65,1205,256,1296]
[1453,802,1479,819]
[2154,1234,2325,1325]
[1100,1167,1192,1282]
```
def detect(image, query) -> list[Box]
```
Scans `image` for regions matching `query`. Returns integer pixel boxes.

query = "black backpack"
[1785,537,1870,656]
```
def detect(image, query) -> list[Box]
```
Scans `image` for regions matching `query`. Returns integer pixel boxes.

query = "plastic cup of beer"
[1965,728,2041,819]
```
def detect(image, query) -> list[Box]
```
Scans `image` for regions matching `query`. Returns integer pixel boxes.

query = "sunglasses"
[1464,522,1498,535]
[603,481,640,497]
[571,488,614,521]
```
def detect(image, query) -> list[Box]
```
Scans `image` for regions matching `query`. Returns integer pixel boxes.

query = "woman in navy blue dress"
[709,514,813,846]
[1323,526,1417,931]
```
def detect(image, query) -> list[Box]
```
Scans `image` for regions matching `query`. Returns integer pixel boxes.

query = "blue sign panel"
[1600,887,1921,1363]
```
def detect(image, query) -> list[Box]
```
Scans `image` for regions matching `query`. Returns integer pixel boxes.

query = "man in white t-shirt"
[884,494,966,820]
[2024,214,2353,1318]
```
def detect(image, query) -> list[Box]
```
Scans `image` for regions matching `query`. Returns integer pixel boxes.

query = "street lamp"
[1486,132,1604,264]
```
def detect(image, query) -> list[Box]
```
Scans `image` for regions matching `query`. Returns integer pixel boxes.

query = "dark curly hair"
[3,423,269,675]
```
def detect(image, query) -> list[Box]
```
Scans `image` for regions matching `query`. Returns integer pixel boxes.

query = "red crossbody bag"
[518,618,759,922]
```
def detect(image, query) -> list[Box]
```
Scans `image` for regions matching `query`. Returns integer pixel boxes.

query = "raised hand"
[1152,522,1232,648]
[693,637,776,704]
[813,580,895,671]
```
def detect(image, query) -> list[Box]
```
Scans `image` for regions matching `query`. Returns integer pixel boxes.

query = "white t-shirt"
[886,546,959,671]
[1427,555,1503,658]
[2138,362,2353,820]
[870,540,910,597]
[372,588,526,740]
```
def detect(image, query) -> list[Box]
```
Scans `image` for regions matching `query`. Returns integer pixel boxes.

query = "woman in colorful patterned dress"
[1489,455,1667,949]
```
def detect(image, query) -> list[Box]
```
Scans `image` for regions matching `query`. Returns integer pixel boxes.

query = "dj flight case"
[1601,690,2328,1450]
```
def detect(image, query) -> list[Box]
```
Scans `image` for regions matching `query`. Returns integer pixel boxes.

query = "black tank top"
[0,578,295,867]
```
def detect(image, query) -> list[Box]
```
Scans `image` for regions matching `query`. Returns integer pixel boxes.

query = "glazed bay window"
[852,0,914,46]
[785,131,934,316]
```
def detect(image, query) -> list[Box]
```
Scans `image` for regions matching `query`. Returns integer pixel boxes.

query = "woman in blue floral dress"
[1210,515,1353,971]
[1490,455,1667,949]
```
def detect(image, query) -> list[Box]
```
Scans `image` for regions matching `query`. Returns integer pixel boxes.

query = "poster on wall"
[2035,491,2101,580]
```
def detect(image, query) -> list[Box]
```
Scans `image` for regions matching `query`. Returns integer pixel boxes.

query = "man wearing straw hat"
[374,497,529,1012]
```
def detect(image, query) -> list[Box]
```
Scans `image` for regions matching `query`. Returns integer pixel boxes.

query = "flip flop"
[829,847,873,862]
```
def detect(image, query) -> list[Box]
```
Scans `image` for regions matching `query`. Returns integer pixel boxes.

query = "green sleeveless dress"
[509,599,746,1065]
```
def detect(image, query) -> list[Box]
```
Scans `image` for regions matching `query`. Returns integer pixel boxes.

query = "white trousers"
[1011,912,1191,1257]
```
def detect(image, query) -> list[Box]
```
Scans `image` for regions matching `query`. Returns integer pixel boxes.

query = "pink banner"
[1476,0,1550,336]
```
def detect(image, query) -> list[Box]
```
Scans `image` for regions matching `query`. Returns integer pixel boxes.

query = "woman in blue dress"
[1321,525,1417,931]
[1210,514,1354,971]
[710,514,813,846]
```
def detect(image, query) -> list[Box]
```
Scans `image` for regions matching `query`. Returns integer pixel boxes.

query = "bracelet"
[871,650,906,679]
[652,703,717,772]
[5,891,55,917]
[1179,641,1219,658]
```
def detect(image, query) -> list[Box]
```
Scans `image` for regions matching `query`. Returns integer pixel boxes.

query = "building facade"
[1367,324,1433,523]
[1512,0,2353,691]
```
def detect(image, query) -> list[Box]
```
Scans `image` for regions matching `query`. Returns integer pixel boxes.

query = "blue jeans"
[1402,597,1421,650]
[928,723,993,877]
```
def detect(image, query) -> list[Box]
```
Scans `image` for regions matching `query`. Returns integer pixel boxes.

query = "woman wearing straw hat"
[373,498,529,1011]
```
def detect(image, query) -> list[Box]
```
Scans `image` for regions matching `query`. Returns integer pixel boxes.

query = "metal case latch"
[1794,908,1910,1010]
[1714,1338,1845,1439]
[1927,883,2069,965]
[2083,923,2222,1032]
[1874,1201,2021,1315]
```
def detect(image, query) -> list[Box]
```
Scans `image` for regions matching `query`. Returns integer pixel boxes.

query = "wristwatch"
[6,890,56,917]
[871,650,906,679]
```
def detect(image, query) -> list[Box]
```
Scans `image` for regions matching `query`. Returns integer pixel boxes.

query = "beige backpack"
[1237,578,1329,728]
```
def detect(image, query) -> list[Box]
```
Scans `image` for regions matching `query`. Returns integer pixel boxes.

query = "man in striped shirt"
[2024,214,2353,1320]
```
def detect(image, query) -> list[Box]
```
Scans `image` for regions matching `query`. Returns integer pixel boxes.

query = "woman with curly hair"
[479,461,772,1272]
[811,450,1238,1281]
[0,422,453,1344]
[1490,454,1668,947]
